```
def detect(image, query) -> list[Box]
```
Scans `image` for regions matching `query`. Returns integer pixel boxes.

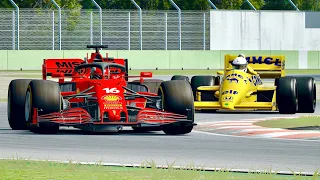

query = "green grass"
[0,159,317,180]
[254,116,320,129]
[2,74,41,78]
[0,98,7,102]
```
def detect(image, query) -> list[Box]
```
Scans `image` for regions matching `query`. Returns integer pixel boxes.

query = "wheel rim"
[313,83,316,109]
[7,90,11,119]
[25,91,31,122]
[294,79,298,111]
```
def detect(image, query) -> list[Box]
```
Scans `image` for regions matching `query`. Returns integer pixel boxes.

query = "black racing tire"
[158,80,194,135]
[171,75,190,82]
[190,75,216,101]
[276,76,298,114]
[275,77,279,87]
[132,79,164,93]
[296,77,316,113]
[7,79,33,130]
[25,80,61,134]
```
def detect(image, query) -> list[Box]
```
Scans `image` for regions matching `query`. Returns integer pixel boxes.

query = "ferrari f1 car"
[171,55,316,114]
[7,45,195,135]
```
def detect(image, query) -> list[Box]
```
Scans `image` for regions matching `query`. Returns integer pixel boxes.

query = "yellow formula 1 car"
[173,55,316,114]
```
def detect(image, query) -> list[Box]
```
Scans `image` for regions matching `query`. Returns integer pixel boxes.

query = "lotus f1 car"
[7,45,195,135]
[171,55,316,114]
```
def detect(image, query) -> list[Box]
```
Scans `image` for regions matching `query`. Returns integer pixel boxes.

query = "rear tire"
[132,79,164,93]
[25,80,61,134]
[171,75,189,82]
[7,79,32,130]
[276,76,298,114]
[296,77,316,113]
[158,80,194,135]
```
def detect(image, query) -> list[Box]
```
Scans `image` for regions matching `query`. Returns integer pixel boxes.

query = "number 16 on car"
[103,87,120,93]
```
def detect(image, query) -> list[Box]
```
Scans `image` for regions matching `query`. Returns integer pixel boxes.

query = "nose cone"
[221,102,235,110]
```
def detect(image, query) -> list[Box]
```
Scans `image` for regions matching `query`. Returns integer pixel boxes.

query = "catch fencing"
[0,8,210,50]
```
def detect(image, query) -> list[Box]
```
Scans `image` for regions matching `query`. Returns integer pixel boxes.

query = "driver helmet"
[91,67,103,79]
[232,54,248,72]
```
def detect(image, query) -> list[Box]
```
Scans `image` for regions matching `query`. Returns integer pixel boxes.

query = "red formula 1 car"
[7,45,195,135]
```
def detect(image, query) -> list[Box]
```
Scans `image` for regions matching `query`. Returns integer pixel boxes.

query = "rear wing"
[42,58,130,80]
[42,59,85,80]
[224,55,286,78]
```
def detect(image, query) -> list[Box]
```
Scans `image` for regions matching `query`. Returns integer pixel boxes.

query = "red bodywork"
[32,48,193,132]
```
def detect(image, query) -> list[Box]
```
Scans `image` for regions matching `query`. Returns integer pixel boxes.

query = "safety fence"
[0,8,210,50]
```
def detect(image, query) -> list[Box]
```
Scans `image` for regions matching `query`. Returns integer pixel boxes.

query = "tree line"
[0,0,319,11]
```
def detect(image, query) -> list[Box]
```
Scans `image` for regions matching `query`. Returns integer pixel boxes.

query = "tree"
[261,0,293,10]
[0,0,319,10]
[0,1,13,8]
[295,0,320,11]
[241,0,265,10]
[191,0,211,10]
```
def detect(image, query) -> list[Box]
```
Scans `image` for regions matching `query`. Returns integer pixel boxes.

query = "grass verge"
[0,159,317,180]
[0,98,7,102]
[253,116,320,129]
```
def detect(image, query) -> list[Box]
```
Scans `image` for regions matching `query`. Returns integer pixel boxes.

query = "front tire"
[25,80,61,134]
[190,75,216,101]
[158,80,194,135]
[7,79,32,130]
[276,76,298,114]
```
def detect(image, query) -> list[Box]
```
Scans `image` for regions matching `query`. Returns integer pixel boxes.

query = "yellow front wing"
[194,101,276,111]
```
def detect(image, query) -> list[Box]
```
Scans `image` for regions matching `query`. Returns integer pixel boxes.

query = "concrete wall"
[210,10,320,51]
[1,50,320,70]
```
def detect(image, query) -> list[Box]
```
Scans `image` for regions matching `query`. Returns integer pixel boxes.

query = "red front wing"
[32,107,193,127]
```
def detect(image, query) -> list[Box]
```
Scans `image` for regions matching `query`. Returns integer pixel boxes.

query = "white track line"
[252,131,320,138]
[197,120,257,125]
[213,125,260,130]
[239,128,285,132]
[192,130,320,142]
[204,122,254,126]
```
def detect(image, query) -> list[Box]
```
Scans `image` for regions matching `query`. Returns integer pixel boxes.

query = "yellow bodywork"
[194,55,286,111]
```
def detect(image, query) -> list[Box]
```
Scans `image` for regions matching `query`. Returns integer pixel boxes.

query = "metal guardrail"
[0,8,210,50]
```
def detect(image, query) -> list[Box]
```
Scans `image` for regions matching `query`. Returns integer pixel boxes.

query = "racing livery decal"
[226,77,239,84]
[246,56,281,66]
[101,95,122,101]
[103,102,123,110]
[101,95,123,110]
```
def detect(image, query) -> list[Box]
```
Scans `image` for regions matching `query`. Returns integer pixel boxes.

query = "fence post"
[9,0,19,50]
[130,0,142,50]
[245,0,257,10]
[128,11,131,50]
[12,10,15,50]
[90,11,93,44]
[91,0,103,45]
[52,11,55,50]
[207,0,218,10]
[288,0,300,11]
[165,12,167,50]
[168,0,181,50]
[203,12,206,50]
[51,0,61,50]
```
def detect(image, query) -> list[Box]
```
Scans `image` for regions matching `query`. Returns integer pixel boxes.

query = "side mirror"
[214,91,220,98]
[52,72,65,83]
[140,72,152,78]
[51,72,65,78]
[217,71,224,75]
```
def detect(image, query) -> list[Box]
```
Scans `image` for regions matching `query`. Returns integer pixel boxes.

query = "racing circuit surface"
[0,75,320,174]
